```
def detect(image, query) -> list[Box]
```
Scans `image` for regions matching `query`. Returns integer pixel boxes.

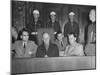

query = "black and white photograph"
[11,0,96,74]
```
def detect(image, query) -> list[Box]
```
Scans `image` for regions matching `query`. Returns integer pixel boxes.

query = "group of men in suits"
[12,29,60,58]
[11,8,96,58]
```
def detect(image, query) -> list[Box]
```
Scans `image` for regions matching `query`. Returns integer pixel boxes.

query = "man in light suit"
[12,29,37,58]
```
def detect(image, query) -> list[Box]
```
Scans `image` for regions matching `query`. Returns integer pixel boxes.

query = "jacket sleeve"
[64,24,68,37]
[76,23,79,37]
[31,42,38,57]
[36,46,44,57]
[54,45,59,57]
[57,22,61,33]
[77,45,84,56]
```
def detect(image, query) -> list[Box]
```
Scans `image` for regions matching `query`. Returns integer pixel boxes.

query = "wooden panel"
[11,56,96,74]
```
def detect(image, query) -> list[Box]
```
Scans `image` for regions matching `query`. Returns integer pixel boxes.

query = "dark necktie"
[61,41,63,47]
[23,43,26,48]
[23,42,26,55]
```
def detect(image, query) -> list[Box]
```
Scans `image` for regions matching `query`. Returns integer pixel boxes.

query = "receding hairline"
[42,32,50,38]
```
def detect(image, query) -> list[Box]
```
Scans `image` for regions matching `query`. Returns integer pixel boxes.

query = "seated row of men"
[12,28,84,58]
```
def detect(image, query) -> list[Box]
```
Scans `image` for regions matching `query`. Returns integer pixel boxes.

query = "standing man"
[36,32,59,57]
[64,12,79,38]
[12,29,37,58]
[87,9,96,43]
[85,9,96,56]
[26,9,44,45]
[46,11,61,35]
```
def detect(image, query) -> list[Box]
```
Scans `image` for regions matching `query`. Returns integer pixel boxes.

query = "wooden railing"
[11,56,96,74]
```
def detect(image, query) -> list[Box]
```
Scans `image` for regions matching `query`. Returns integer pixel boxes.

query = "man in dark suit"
[26,9,44,45]
[64,12,79,38]
[12,29,37,58]
[36,32,59,57]
[46,11,61,35]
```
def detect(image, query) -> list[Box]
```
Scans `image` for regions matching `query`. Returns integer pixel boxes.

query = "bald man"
[36,32,59,57]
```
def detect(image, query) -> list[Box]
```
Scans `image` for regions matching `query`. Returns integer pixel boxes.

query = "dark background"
[11,0,96,44]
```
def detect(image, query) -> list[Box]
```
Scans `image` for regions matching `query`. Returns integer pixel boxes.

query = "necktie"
[23,42,26,55]
[23,42,26,48]
[61,41,63,47]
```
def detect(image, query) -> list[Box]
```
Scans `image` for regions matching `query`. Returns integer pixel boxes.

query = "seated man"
[54,32,68,56]
[36,32,59,57]
[12,28,37,58]
[64,33,84,56]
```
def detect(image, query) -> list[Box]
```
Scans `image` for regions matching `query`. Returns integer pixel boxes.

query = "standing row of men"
[25,9,79,45]
[11,9,96,58]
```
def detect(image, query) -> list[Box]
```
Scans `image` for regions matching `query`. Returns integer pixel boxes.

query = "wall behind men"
[12,1,96,43]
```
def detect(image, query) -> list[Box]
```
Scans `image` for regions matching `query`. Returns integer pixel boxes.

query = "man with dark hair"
[64,32,84,56]
[54,32,68,56]
[12,28,37,58]
[36,32,59,57]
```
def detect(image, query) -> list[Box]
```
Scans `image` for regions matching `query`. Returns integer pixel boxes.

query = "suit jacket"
[46,21,61,33]
[12,40,37,58]
[26,20,44,33]
[64,21,79,37]
[87,23,96,43]
[36,42,59,57]
[64,43,84,56]
[54,37,68,56]
[54,37,68,51]
[26,20,44,44]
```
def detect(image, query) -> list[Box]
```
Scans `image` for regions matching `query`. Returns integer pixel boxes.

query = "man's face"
[68,34,76,45]
[89,9,96,22]
[50,15,56,22]
[57,33,63,41]
[22,31,29,41]
[43,33,50,45]
[69,15,74,22]
[33,13,39,19]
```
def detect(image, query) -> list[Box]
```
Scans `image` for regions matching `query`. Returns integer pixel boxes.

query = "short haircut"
[68,32,77,38]
[67,32,78,43]
[55,32,62,40]
[21,28,29,36]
